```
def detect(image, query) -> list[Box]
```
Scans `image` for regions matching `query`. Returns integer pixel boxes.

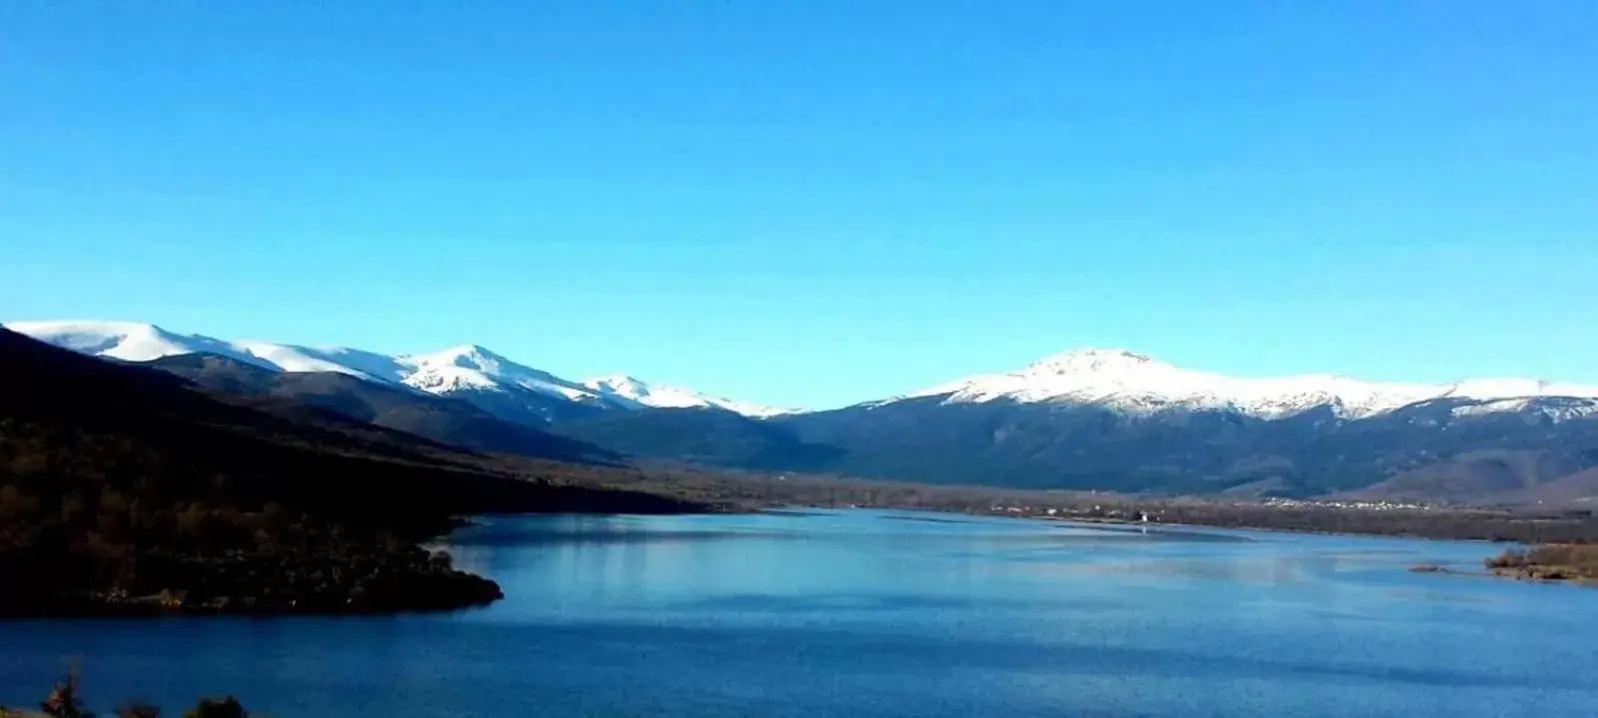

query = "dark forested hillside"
[0,329,701,616]
[540,393,1598,503]
[772,397,1598,500]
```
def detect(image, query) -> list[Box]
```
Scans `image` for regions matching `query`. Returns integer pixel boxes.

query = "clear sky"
[3,1,1596,409]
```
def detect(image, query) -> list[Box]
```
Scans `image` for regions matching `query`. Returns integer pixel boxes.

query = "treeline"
[0,473,501,615]
[0,424,698,616]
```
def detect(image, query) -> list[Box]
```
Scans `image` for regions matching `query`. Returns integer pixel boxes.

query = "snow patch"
[1451,397,1598,421]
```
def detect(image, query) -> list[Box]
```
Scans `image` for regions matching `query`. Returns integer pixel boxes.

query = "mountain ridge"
[13,318,1598,503]
[15,320,1598,423]
[144,352,615,464]
[6,320,785,422]
[582,374,794,417]
[899,347,1598,420]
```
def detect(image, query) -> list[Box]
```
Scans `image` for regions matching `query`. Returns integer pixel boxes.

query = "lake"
[3,509,1595,717]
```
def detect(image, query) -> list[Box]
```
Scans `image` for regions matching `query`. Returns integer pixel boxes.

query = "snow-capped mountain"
[11,321,1598,500]
[770,349,1598,499]
[15,321,1596,424]
[901,348,1598,420]
[396,344,604,403]
[5,320,779,420]
[582,375,790,417]
[11,320,272,368]
[7,320,402,380]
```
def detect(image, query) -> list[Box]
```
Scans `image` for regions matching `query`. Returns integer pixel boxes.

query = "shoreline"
[0,503,714,621]
[10,501,1590,620]
[764,500,1556,544]
[769,505,1598,588]
[1023,511,1508,544]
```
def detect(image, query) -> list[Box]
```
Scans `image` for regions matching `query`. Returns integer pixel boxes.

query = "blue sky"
[3,1,1596,408]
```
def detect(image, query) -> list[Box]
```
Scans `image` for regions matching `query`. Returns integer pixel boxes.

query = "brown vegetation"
[1486,543,1598,584]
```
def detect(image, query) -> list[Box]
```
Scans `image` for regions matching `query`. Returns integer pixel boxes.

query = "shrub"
[182,698,246,718]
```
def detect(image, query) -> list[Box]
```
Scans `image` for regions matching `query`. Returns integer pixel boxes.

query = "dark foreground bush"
[183,697,247,718]
[0,669,256,718]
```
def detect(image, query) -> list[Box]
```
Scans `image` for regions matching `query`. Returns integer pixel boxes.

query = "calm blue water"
[3,509,1596,717]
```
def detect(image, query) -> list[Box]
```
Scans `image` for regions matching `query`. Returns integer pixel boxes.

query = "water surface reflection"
[4,509,1593,718]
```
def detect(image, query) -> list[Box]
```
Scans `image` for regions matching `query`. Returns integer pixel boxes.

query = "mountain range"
[904,348,1598,419]
[12,319,1598,503]
[8,320,788,422]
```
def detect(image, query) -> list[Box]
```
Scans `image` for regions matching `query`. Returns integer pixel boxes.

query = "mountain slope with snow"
[14,322,1597,424]
[8,320,276,369]
[6,320,405,382]
[582,375,790,417]
[11,320,1598,501]
[4,320,779,421]
[901,348,1598,419]
[396,344,606,403]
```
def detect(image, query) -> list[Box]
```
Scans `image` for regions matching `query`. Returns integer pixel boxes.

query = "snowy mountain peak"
[1027,348,1160,373]
[6,319,783,418]
[581,374,791,418]
[905,347,1598,420]
[393,344,600,401]
[402,344,514,373]
[5,320,422,382]
[584,375,648,393]
[5,320,237,364]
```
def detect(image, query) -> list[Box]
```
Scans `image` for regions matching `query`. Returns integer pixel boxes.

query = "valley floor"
[595,465,1598,544]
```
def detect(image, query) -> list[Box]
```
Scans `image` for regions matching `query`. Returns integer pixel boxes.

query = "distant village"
[974,497,1437,524]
